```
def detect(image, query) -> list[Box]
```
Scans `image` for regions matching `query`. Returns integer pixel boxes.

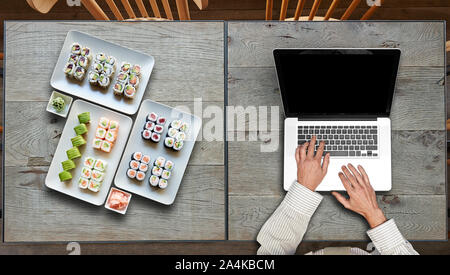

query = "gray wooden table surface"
[227,21,447,241]
[3,21,225,242]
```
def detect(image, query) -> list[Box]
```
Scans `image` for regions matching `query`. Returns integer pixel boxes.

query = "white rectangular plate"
[50,30,155,115]
[45,100,133,206]
[114,100,202,205]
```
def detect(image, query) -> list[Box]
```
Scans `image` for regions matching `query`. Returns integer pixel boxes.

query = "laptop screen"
[274,49,400,118]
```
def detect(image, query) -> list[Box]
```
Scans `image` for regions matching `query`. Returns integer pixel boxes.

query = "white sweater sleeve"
[367,219,419,255]
[256,182,323,255]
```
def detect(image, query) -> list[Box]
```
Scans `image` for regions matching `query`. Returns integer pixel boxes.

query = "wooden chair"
[266,0,384,21]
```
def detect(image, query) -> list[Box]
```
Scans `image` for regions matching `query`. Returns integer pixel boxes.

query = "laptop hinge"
[297,116,378,121]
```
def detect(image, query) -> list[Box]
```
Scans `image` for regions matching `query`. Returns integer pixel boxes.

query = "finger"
[347,164,364,186]
[306,136,316,158]
[315,141,325,160]
[341,166,359,188]
[357,165,373,190]
[332,192,351,209]
[338,172,353,192]
[295,146,300,164]
[300,142,308,160]
[322,153,330,174]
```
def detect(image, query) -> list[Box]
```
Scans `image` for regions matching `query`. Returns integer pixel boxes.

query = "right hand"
[331,164,387,229]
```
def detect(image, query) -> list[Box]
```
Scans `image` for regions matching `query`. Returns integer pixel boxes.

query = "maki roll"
[84,156,96,169]
[170,120,182,129]
[59,171,72,182]
[155,156,165,168]
[149,175,159,187]
[81,47,92,60]
[77,112,91,124]
[73,66,86,81]
[156,117,166,126]
[132,152,143,161]
[88,71,99,85]
[95,127,107,139]
[158,178,168,189]
[95,53,107,63]
[142,129,151,140]
[136,171,146,182]
[141,155,151,164]
[175,132,186,141]
[61,159,76,171]
[147,112,158,122]
[109,120,119,132]
[105,130,116,143]
[78,177,89,189]
[71,43,81,54]
[91,170,105,182]
[81,166,92,179]
[68,54,79,64]
[74,123,88,135]
[152,166,162,177]
[173,140,184,151]
[120,62,131,73]
[154,125,164,134]
[92,138,103,149]
[144,121,155,131]
[167,128,179,138]
[164,160,174,171]
[179,122,189,133]
[103,64,115,77]
[138,163,148,172]
[94,159,107,172]
[101,140,113,153]
[164,137,174,148]
[78,56,89,69]
[127,169,137,179]
[117,72,129,83]
[151,133,161,143]
[124,85,136,99]
[93,62,103,73]
[98,73,110,88]
[106,56,116,66]
[98,117,110,129]
[88,180,101,192]
[71,135,86,147]
[129,160,140,170]
[161,169,171,180]
[128,74,139,87]
[63,62,75,77]
[113,81,124,96]
[66,147,81,160]
[131,64,141,76]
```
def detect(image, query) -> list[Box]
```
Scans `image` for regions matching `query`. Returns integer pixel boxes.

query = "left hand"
[295,136,330,191]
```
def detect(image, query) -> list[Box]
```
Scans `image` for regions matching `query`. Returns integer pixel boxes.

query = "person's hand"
[295,136,330,191]
[332,164,387,228]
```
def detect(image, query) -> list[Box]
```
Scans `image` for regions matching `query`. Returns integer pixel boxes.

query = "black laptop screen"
[274,49,400,117]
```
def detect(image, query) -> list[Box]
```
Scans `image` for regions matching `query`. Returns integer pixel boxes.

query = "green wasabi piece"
[77,112,91,124]
[59,171,72,182]
[61,159,76,171]
[74,123,88,135]
[71,135,86,147]
[66,147,81,160]
[52,97,65,112]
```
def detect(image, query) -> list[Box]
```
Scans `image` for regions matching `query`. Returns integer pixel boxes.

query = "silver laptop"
[274,48,401,191]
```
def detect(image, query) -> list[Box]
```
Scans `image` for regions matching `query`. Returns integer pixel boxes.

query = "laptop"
[274,48,401,191]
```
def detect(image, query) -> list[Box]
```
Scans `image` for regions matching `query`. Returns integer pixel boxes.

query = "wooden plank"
[4,165,224,242]
[228,66,445,131]
[229,194,447,241]
[4,21,224,102]
[228,130,446,196]
[228,21,445,67]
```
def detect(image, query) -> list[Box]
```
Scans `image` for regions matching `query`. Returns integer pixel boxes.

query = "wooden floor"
[0,0,449,254]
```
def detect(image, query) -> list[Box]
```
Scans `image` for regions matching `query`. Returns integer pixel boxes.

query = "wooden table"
[2,21,447,243]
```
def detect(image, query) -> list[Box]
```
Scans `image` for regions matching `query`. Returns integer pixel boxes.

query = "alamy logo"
[67,0,81,6]
[366,0,382,6]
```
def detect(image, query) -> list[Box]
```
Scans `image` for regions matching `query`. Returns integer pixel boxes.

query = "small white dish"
[104,187,132,215]
[46,90,73,118]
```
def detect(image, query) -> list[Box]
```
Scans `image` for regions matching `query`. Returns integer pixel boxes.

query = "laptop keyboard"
[298,125,379,157]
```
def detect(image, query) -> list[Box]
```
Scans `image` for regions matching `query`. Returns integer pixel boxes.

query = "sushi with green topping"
[80,47,92,60]
[88,71,99,85]
[92,138,102,149]
[66,147,81,160]
[95,127,107,139]
[71,43,81,55]
[149,175,159,187]
[101,140,113,153]
[93,62,103,73]
[73,66,86,81]
[120,62,131,73]
[131,64,141,76]
[78,56,89,69]
[84,156,96,169]
[98,73,110,88]
[77,112,90,124]
[61,159,76,171]
[124,85,136,99]
[113,81,124,96]
[128,74,139,87]
[158,178,168,189]
[98,117,110,129]
[94,159,107,172]
[95,53,107,63]
[164,160,174,171]
[161,169,171,180]
[91,170,105,182]
[74,123,88,135]
[78,177,89,189]
[63,63,75,77]
[81,166,92,179]
[109,120,119,132]
[59,171,72,182]
[88,180,101,192]
[71,135,86,147]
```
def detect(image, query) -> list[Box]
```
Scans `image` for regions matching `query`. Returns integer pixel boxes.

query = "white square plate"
[114,100,202,205]
[50,30,155,115]
[45,100,133,206]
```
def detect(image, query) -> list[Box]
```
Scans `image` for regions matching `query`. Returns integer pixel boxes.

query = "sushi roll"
[95,127,107,139]
[161,169,171,180]
[73,66,86,81]
[66,147,81,160]
[94,159,107,172]
[173,140,184,151]
[81,47,92,60]
[98,117,110,129]
[164,137,174,148]
[167,127,179,138]
[128,74,139,87]
[151,132,161,143]
[164,160,174,171]
[135,171,146,182]
[78,56,89,69]
[109,120,119,132]
[78,112,91,124]
[98,73,110,88]
[156,117,166,126]
[101,140,113,153]
[124,85,136,99]
[91,170,105,182]
[103,64,115,77]
[84,156,96,169]
[158,178,168,189]
[149,175,159,187]
[132,152,143,161]
[106,56,116,66]
[141,155,151,164]
[147,112,158,122]
[179,122,189,133]
[117,72,129,83]
[63,62,75,77]
[131,64,141,76]
[170,120,182,129]
[154,125,164,134]
[61,159,76,171]
[105,130,116,143]
[74,123,88,135]
[144,121,155,131]
[88,71,99,85]
[81,166,92,179]
[88,179,101,192]
[120,62,131,73]
[113,81,124,96]
[92,138,103,149]
[129,160,140,170]
[78,177,89,189]
[71,43,81,54]
[95,53,107,63]
[127,168,137,179]
[59,171,72,182]
[138,163,148,172]
[175,131,186,141]
[155,156,166,168]
[68,54,79,64]
[93,62,103,73]
[152,166,162,177]
[142,129,152,140]
[71,135,86,147]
